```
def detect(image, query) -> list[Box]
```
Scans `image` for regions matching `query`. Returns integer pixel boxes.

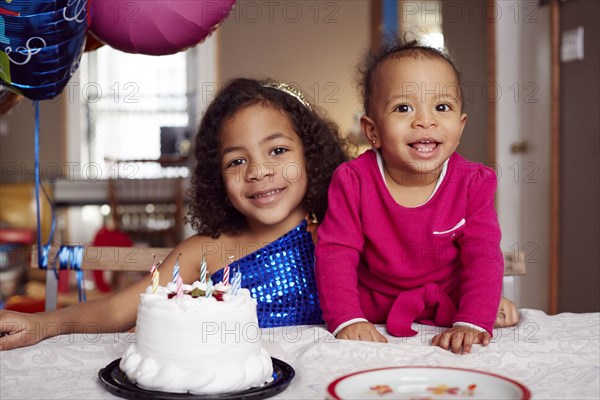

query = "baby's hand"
[336,321,388,343]
[494,297,520,328]
[431,325,491,354]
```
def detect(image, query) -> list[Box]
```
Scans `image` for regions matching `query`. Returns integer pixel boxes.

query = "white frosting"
[120,286,274,394]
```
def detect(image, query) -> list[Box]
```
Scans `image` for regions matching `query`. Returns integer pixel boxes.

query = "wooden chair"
[108,177,184,248]
[13,175,185,311]
[1,183,52,310]
[33,246,525,311]
[33,246,171,311]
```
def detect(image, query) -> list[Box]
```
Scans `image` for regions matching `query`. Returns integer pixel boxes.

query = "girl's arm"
[0,235,213,351]
[0,279,143,351]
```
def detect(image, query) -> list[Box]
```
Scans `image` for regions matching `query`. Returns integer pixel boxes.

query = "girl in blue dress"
[0,78,348,349]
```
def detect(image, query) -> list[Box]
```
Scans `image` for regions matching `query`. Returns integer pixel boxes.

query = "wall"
[0,98,64,242]
[516,4,552,311]
[494,1,552,311]
[442,0,488,164]
[218,0,370,135]
[0,99,64,184]
[559,0,600,312]
[442,1,553,311]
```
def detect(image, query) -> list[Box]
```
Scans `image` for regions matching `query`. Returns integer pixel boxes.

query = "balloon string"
[34,101,43,269]
[34,102,82,300]
[42,184,56,245]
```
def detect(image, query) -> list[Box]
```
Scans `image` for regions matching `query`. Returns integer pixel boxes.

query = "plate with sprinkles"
[327,366,530,400]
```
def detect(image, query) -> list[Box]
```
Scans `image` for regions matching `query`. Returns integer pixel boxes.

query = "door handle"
[510,141,529,154]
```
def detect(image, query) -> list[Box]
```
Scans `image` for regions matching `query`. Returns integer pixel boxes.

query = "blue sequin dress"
[211,220,323,328]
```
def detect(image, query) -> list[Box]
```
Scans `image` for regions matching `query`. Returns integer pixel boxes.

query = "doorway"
[377,0,553,311]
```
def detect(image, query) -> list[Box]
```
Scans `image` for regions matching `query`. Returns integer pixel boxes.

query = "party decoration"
[88,0,236,56]
[231,270,242,295]
[175,274,183,299]
[0,0,88,100]
[223,255,232,286]
[200,253,207,283]
[150,255,159,294]
[172,253,181,283]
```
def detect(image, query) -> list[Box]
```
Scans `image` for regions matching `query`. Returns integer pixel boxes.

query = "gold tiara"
[263,82,312,111]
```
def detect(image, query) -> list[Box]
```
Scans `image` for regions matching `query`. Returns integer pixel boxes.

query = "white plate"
[327,366,530,400]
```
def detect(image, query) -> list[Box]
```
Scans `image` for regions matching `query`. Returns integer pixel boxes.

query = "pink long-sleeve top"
[315,150,503,335]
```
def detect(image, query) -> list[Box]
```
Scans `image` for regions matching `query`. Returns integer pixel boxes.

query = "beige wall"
[0,99,64,184]
[441,1,488,164]
[218,0,370,135]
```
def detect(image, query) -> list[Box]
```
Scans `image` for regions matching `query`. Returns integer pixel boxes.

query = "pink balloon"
[89,0,236,55]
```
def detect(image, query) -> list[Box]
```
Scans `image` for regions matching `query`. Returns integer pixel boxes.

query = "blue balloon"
[0,0,88,101]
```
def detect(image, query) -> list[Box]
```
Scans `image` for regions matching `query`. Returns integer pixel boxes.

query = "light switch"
[561,27,584,63]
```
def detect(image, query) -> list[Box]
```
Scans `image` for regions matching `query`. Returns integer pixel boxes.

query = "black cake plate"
[99,357,295,400]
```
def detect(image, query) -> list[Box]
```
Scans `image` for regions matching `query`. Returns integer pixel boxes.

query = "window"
[79,46,197,179]
[401,1,444,49]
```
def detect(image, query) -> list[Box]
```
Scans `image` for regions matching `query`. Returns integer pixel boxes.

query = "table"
[1,309,598,399]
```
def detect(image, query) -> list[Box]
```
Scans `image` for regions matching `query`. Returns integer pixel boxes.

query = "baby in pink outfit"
[316,39,507,354]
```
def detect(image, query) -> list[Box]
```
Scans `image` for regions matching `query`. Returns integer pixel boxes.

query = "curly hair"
[359,37,464,115]
[186,78,348,238]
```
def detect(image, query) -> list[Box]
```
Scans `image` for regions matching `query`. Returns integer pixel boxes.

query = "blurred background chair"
[503,250,526,303]
[108,176,184,248]
[0,183,52,312]
[32,245,172,311]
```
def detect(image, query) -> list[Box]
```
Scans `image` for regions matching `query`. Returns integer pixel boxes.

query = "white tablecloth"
[1,309,598,399]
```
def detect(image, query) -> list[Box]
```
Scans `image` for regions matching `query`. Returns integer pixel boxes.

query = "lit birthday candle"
[172,253,181,284]
[200,253,207,284]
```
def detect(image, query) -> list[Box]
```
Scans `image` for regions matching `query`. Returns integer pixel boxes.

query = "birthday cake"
[119,280,274,394]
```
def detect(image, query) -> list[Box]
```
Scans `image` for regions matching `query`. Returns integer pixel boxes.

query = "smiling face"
[219,104,308,234]
[361,56,467,182]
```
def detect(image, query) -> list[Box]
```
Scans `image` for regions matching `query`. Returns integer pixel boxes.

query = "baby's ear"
[360,115,379,147]
[458,112,468,139]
